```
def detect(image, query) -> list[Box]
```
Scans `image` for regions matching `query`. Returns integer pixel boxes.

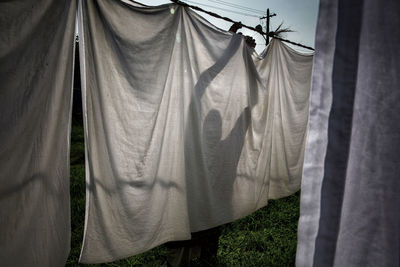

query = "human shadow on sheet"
[81,34,260,261]
[183,34,258,231]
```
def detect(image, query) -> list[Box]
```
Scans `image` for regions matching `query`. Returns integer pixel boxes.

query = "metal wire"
[170,0,315,51]
[183,0,261,18]
[206,0,265,15]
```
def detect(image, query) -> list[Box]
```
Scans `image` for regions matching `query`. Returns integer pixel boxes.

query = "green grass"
[66,115,300,266]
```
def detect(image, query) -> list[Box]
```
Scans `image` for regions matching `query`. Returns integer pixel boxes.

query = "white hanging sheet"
[78,0,313,263]
[0,0,76,266]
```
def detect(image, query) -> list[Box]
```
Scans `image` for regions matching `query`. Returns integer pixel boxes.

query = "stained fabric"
[0,0,76,266]
[77,0,313,263]
[296,0,400,266]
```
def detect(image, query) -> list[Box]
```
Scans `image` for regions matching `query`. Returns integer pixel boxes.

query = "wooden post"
[266,8,270,45]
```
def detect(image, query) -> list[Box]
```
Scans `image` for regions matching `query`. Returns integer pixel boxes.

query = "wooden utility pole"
[262,9,275,45]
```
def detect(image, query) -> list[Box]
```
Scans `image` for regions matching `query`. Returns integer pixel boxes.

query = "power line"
[182,0,261,18]
[206,0,265,15]
[208,0,265,14]
[170,0,315,51]
[172,0,264,32]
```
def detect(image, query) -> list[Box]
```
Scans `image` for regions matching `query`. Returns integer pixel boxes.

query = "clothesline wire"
[170,0,315,51]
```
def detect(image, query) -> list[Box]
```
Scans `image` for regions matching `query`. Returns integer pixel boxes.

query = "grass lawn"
[66,112,300,267]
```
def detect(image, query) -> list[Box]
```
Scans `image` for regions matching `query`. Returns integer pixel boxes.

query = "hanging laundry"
[77,0,313,263]
[296,0,400,266]
[0,0,76,266]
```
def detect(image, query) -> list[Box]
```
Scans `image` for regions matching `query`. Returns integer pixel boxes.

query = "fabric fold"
[296,0,400,266]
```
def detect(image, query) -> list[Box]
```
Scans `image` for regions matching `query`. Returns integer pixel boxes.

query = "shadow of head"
[203,109,222,146]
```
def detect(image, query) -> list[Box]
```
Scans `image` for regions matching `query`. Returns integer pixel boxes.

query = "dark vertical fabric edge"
[312,0,364,265]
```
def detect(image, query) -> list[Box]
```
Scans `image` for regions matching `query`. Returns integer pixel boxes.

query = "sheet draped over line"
[0,0,76,266]
[78,0,313,263]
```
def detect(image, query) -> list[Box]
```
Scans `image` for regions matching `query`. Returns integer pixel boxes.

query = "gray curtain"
[0,1,76,266]
[296,0,400,266]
